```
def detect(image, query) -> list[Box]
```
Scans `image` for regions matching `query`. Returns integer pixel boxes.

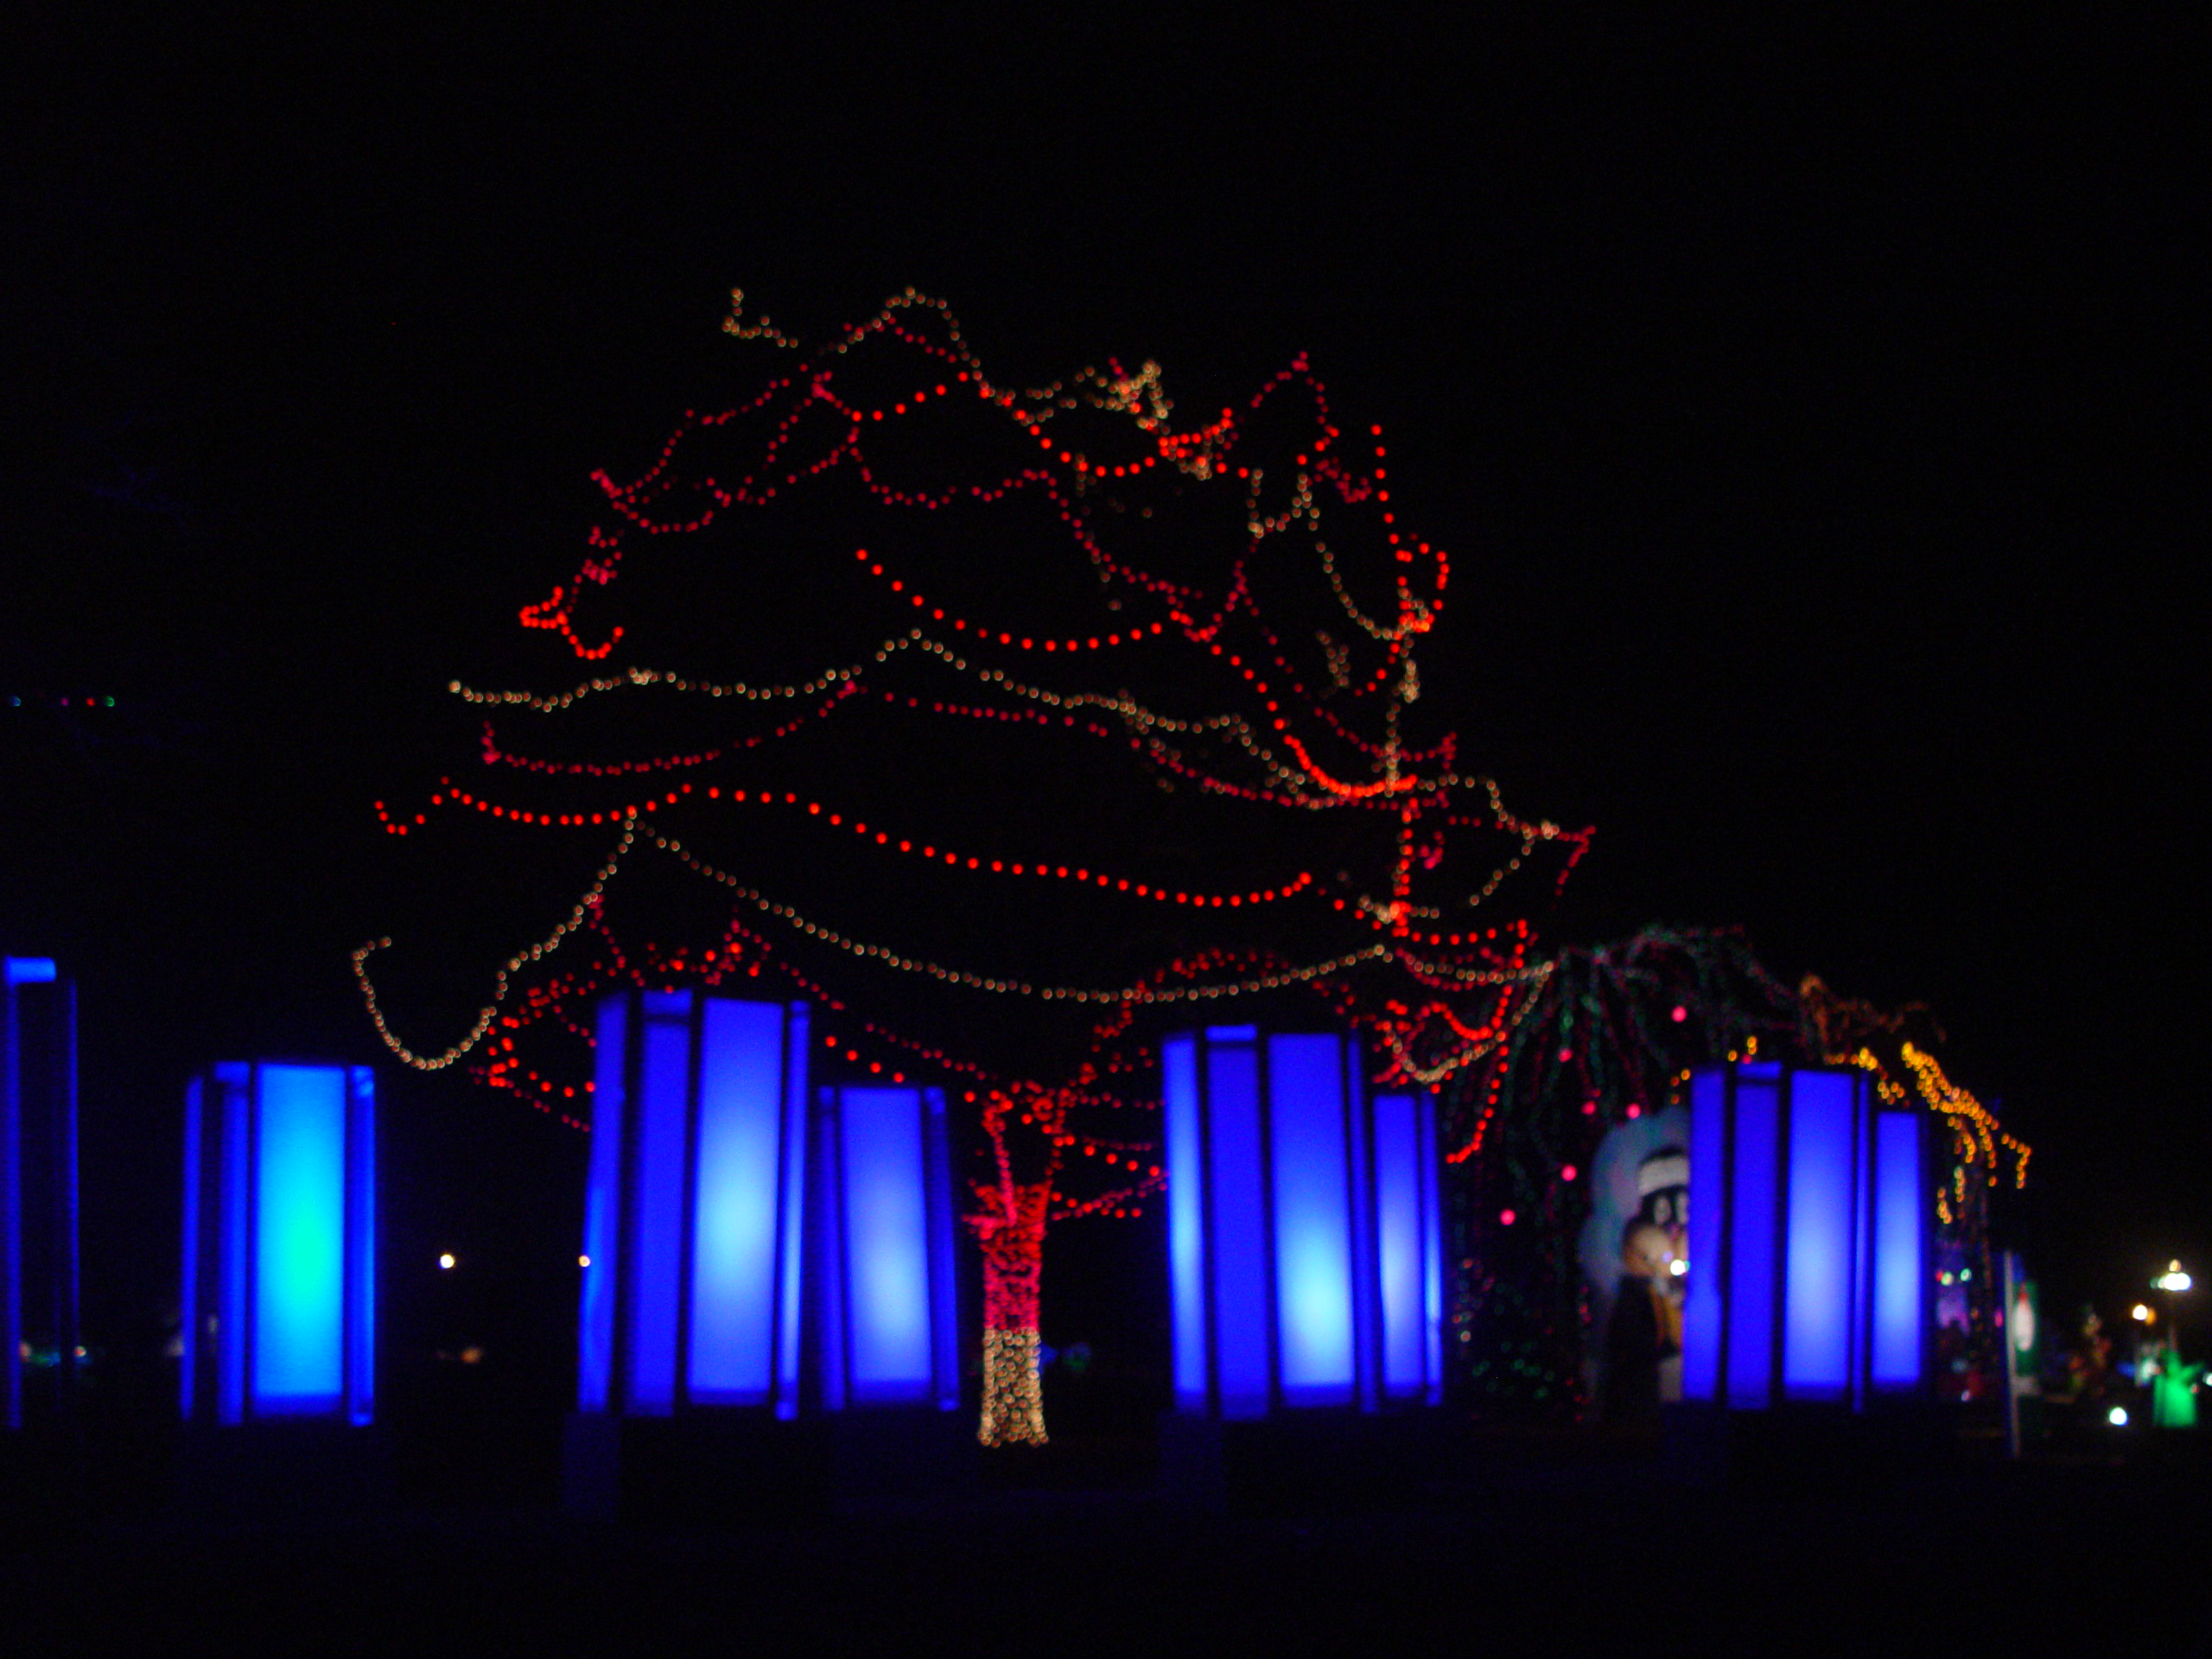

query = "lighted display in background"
[5,957,79,1433]
[1271,1034,1355,1405]
[181,1061,374,1425]
[1871,1111,1926,1389]
[1681,1067,1727,1402]
[576,991,810,1418]
[1164,1027,1442,1419]
[252,1065,347,1404]
[813,1084,960,1411]
[1163,1036,1205,1407]
[575,996,626,1413]
[1782,1068,1856,1396]
[1683,1061,1928,1411]
[690,998,791,1402]
[1370,1090,1444,1403]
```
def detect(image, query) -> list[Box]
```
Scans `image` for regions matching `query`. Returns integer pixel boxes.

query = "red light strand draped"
[359,289,1592,1444]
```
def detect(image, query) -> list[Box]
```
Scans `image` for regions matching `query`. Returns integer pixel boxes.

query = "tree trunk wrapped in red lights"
[357,289,1589,1444]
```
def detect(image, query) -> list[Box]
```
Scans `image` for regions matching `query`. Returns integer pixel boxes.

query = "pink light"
[1557,1047,1573,1063]
[1499,1208,1516,1226]
[1560,1165,1577,1183]
[1670,1005,1688,1023]
[1626,1104,1642,1120]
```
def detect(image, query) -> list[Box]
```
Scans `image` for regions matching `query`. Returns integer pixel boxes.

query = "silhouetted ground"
[5,1420,2204,1651]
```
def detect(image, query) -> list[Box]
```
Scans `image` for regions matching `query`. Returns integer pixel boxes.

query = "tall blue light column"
[1681,1059,1929,1411]
[578,991,810,1417]
[1164,1027,1441,1420]
[4,958,79,1431]
[810,1084,960,1412]
[181,1062,376,1425]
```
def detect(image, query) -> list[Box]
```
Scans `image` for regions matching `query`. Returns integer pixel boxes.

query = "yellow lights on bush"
[1901,1041,2029,1190]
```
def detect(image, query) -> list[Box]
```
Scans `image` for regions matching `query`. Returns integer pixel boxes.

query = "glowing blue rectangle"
[1373,1092,1427,1398]
[689,999,785,1402]
[1872,1112,1924,1388]
[576,998,626,1411]
[1418,1094,1443,1401]
[1163,1036,1206,1407]
[4,958,56,983]
[217,1065,251,1422]
[1681,1068,1726,1402]
[922,1088,958,1411]
[1268,1035,1354,1404]
[1725,1076,1779,1406]
[1783,1070,1857,1396]
[775,1006,808,1416]
[840,1088,934,1400]
[1205,1036,1268,1418]
[252,1065,346,1408]
[627,995,692,1414]
[344,1068,374,1427]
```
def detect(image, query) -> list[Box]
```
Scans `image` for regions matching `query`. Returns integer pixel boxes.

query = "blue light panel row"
[578,993,957,1418]
[1165,1027,1441,1418]
[1686,1062,1928,1409]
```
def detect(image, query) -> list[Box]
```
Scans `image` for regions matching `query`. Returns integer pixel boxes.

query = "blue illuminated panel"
[1371,1093,1426,1399]
[1205,1033,1269,1418]
[1681,1068,1726,1402]
[216,1065,251,1422]
[690,999,786,1402]
[1872,1112,1925,1389]
[182,1061,372,1425]
[579,994,810,1417]
[626,995,693,1413]
[344,1068,375,1427]
[775,1007,808,1414]
[839,1087,934,1400]
[1783,1070,1857,1397]
[6,958,79,1431]
[1168,1027,1441,1418]
[1417,1094,1443,1400]
[1163,1037,1206,1407]
[1725,1070,1780,1406]
[576,997,626,1411]
[1268,1035,1354,1404]
[252,1065,346,1408]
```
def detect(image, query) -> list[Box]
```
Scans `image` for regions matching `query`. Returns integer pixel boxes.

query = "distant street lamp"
[2154,1262,2192,1294]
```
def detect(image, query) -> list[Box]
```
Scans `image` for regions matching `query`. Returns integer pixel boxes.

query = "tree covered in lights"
[358,289,1587,1444]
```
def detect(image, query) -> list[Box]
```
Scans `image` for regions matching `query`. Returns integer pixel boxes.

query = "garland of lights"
[361,289,1592,1443]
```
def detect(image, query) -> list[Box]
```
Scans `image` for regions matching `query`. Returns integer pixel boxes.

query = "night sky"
[3,16,2197,1370]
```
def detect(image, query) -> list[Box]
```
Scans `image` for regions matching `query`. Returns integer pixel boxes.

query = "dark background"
[2,15,2198,1421]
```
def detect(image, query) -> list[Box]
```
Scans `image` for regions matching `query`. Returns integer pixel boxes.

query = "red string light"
[363,289,1592,1443]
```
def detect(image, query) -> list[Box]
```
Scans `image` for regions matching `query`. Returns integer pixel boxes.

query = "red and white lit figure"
[358,290,1588,1441]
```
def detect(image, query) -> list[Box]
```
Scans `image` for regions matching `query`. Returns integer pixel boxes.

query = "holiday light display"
[182,1062,376,1425]
[1446,929,1802,1416]
[1677,1059,1928,1408]
[4,957,78,1431]
[359,288,1590,1441]
[1164,1025,1443,1417]
[577,990,810,1415]
[810,1083,961,1411]
[1447,938,2024,1420]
